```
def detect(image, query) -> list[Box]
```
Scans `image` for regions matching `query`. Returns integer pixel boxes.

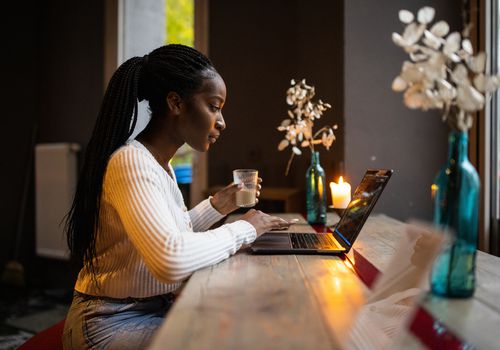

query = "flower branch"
[391,6,500,131]
[277,79,337,175]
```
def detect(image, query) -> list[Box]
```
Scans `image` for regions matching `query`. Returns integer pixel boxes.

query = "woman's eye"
[210,105,221,112]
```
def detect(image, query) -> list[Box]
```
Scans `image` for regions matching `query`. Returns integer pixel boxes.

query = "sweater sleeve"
[188,197,225,231]
[105,148,257,284]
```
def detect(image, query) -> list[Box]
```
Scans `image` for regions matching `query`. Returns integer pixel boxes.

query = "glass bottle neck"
[447,131,468,163]
[311,151,320,165]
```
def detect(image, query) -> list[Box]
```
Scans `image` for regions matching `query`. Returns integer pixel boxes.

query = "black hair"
[65,44,216,282]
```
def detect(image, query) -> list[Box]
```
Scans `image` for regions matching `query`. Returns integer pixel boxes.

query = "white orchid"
[392,6,500,131]
[277,79,337,175]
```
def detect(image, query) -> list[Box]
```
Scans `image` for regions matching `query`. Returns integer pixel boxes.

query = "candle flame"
[431,184,438,200]
[339,176,344,184]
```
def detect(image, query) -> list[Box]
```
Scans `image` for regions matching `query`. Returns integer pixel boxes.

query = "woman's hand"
[240,209,292,237]
[210,178,262,215]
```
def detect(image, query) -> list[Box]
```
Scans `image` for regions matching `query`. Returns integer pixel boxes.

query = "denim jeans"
[62,291,175,350]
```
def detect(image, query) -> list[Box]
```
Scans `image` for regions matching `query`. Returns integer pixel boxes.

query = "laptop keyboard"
[290,233,340,250]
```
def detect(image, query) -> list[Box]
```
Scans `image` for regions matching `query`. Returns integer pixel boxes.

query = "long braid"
[65,44,215,284]
[66,57,143,279]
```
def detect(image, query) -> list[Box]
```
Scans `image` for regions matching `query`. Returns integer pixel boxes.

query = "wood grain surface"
[148,214,500,350]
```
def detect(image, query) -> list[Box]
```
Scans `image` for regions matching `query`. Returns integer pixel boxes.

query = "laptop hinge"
[334,229,352,249]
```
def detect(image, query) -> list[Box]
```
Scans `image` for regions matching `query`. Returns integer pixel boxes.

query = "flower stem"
[313,126,329,139]
[285,152,295,176]
[309,142,315,153]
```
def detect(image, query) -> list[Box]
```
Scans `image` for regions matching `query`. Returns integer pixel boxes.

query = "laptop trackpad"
[253,233,292,249]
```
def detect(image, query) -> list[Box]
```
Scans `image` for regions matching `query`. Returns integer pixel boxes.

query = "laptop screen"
[334,169,392,247]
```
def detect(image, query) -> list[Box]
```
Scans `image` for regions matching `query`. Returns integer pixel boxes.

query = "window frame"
[488,0,500,255]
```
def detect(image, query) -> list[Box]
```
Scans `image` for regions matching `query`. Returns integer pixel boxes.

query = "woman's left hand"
[210,178,262,215]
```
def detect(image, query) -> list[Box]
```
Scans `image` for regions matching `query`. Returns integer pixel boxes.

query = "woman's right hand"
[240,209,291,237]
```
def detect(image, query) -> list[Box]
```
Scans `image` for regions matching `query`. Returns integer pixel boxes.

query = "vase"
[430,130,480,298]
[306,151,327,224]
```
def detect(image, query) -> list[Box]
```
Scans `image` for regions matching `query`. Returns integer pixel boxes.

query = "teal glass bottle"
[430,131,480,298]
[306,151,327,224]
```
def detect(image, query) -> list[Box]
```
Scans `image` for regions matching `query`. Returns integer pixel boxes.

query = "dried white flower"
[392,76,408,91]
[278,139,289,151]
[403,23,426,46]
[430,21,449,37]
[417,6,435,24]
[467,52,486,73]
[423,31,442,50]
[462,39,473,55]
[277,79,337,175]
[392,6,500,131]
[399,10,414,24]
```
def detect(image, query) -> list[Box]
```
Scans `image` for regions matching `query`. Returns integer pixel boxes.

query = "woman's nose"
[216,115,226,131]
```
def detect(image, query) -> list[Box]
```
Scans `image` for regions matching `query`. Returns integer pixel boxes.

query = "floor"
[0,285,71,349]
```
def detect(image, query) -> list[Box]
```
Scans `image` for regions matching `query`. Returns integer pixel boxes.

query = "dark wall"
[38,1,104,145]
[1,0,104,289]
[208,0,344,190]
[1,0,41,272]
[209,0,462,222]
[344,0,462,221]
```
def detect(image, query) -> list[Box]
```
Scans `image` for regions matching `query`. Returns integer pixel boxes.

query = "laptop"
[250,169,393,254]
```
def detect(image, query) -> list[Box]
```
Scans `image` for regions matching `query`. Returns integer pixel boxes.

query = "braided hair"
[65,44,216,280]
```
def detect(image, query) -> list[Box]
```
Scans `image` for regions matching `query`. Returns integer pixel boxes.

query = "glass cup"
[233,169,258,207]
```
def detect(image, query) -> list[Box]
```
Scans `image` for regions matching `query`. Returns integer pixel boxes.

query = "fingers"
[268,216,292,230]
[225,182,243,193]
[271,218,300,230]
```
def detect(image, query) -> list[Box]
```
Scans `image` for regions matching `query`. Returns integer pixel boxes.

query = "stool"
[18,319,65,350]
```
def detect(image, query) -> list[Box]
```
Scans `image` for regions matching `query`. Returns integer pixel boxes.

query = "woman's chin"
[187,139,211,152]
[204,138,217,151]
[193,142,209,152]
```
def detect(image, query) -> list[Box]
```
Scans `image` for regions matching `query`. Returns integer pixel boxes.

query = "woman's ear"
[166,92,183,115]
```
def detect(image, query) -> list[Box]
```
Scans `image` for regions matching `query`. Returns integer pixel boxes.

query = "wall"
[38,1,104,146]
[208,0,344,193]
[1,0,105,288]
[209,0,462,222]
[344,0,462,221]
[1,0,40,275]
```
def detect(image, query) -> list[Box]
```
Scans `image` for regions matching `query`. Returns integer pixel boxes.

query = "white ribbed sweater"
[74,140,257,298]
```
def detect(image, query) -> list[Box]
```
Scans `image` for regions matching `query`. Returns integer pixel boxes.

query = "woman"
[62,44,291,349]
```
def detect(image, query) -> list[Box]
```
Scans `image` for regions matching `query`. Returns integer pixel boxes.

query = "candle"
[330,176,351,209]
[431,184,438,200]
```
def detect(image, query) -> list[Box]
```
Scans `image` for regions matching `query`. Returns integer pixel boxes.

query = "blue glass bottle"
[430,131,480,298]
[306,151,327,224]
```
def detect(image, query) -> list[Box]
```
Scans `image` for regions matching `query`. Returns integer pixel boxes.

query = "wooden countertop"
[148,213,500,349]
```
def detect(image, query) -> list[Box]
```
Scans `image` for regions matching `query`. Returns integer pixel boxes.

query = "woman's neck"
[135,121,183,172]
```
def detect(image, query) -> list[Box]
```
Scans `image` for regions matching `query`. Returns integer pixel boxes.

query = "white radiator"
[35,143,80,260]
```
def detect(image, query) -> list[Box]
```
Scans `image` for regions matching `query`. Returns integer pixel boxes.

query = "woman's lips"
[208,135,218,144]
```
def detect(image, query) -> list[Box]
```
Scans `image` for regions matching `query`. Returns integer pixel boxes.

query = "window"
[107,0,205,207]
[166,0,194,46]
[166,0,195,206]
